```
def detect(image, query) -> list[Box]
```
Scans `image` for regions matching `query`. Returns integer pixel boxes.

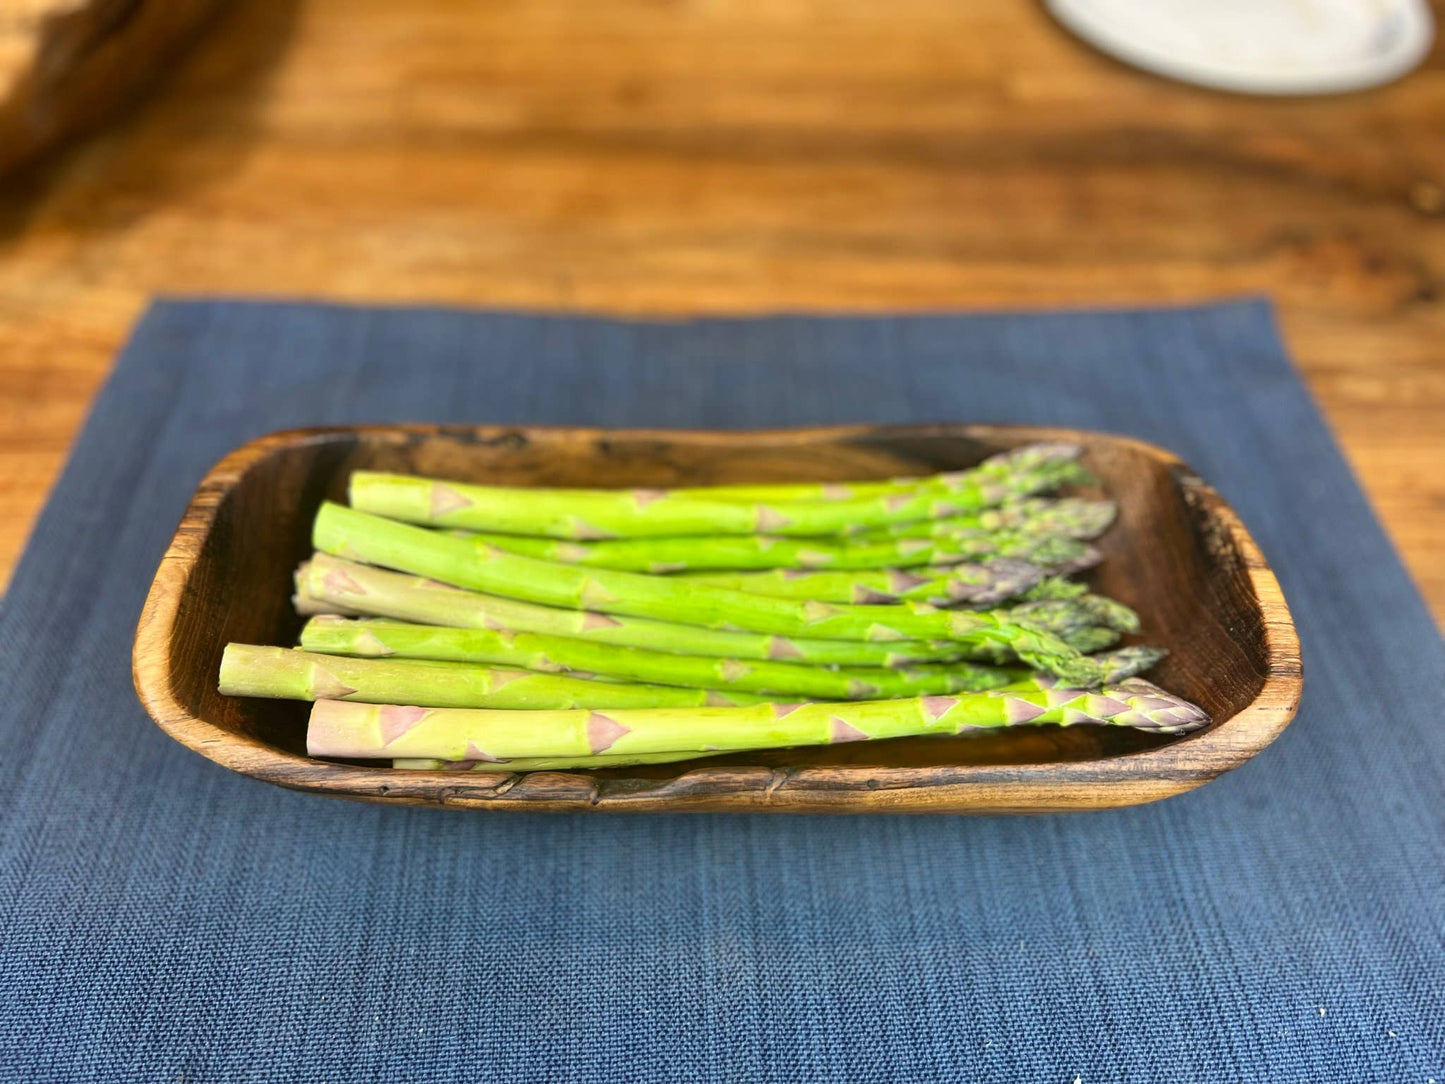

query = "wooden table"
[2,0,1442,619]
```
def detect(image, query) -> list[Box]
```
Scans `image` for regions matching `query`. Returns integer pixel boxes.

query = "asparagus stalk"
[292,560,362,616]
[393,752,734,772]
[1075,645,1166,683]
[667,559,1045,606]
[662,443,1091,503]
[219,644,764,709]
[457,526,1101,574]
[301,613,1128,673]
[314,503,1105,683]
[846,498,1116,543]
[303,553,966,667]
[307,678,1210,761]
[1006,595,1140,635]
[1013,576,1090,603]
[299,617,1014,700]
[386,646,1174,771]
[965,625,1122,666]
[347,446,1087,540]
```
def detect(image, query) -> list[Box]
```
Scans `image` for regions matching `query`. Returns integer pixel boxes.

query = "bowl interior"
[159,425,1269,779]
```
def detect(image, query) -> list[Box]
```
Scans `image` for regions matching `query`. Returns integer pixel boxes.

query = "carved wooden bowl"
[134,424,1300,813]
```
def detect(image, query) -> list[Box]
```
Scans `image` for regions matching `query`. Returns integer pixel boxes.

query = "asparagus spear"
[966,625,1121,666]
[347,446,1087,540]
[393,752,734,772]
[1006,595,1140,635]
[845,498,1116,543]
[292,560,362,616]
[386,646,1174,771]
[458,526,1101,573]
[1073,645,1165,683]
[1013,576,1090,603]
[303,553,966,667]
[663,443,1088,502]
[307,677,1210,761]
[314,503,1105,683]
[298,617,1013,700]
[219,644,763,709]
[666,559,1046,606]
[301,612,1131,671]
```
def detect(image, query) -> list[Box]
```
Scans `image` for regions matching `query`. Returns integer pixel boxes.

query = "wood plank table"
[1,0,1441,619]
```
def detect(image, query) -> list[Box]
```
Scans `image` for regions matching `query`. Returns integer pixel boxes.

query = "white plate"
[1046,0,1435,95]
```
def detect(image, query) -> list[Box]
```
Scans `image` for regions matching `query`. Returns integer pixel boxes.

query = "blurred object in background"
[0,0,225,174]
[1047,0,1434,94]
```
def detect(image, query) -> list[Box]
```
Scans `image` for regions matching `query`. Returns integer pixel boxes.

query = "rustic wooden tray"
[133,424,1300,813]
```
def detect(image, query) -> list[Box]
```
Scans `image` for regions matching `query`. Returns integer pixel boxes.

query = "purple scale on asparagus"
[572,521,614,541]
[465,741,503,763]
[580,579,619,606]
[888,569,933,592]
[1131,695,1183,712]
[631,489,667,508]
[379,705,429,744]
[580,611,622,630]
[820,483,852,500]
[719,660,752,682]
[921,696,957,720]
[1109,710,1152,729]
[1084,694,1131,719]
[854,587,897,604]
[772,703,805,717]
[767,637,805,660]
[486,669,531,687]
[323,566,366,595]
[309,666,357,700]
[756,507,792,531]
[802,601,841,622]
[430,484,473,516]
[829,717,869,743]
[350,630,393,657]
[1045,687,1083,709]
[586,713,630,754]
[1004,697,1047,724]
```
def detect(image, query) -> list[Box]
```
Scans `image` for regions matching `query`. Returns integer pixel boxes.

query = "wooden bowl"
[133,424,1300,813]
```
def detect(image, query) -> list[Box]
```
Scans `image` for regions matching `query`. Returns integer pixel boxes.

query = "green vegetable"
[346,444,1087,540]
[307,678,1210,761]
[299,617,1015,700]
[219,643,763,709]
[313,502,1104,683]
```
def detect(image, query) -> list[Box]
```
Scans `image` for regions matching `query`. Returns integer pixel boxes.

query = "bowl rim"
[133,422,1301,813]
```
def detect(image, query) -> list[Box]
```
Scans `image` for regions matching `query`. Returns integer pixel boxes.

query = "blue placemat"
[2,299,1441,1082]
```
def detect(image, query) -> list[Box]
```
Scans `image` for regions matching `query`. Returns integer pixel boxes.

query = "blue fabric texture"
[1,299,1441,1083]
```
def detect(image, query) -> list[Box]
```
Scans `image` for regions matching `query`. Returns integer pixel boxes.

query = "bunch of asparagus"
[217,442,1209,771]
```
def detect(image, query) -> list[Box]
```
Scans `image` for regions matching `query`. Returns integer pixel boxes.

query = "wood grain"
[0,0,226,173]
[132,424,1301,813]
[2,0,1442,618]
